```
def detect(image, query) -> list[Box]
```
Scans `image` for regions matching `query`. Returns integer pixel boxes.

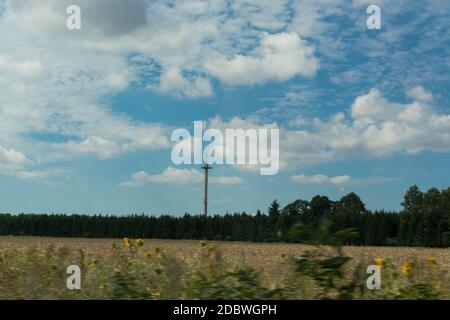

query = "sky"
[0,0,449,215]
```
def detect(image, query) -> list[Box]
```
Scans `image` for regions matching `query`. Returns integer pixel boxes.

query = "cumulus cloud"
[120,167,242,187]
[281,88,450,166]
[54,137,122,160]
[0,145,64,180]
[211,87,450,171]
[351,88,400,121]
[291,174,351,185]
[158,68,213,98]
[0,146,32,171]
[46,120,170,161]
[0,3,171,174]
[406,86,434,102]
[0,0,448,183]
[0,0,324,180]
[4,1,322,99]
[204,32,319,86]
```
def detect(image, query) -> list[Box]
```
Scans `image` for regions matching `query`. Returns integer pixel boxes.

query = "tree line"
[0,185,448,247]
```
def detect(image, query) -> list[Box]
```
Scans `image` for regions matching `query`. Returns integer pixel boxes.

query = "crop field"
[1,236,449,277]
[0,236,448,300]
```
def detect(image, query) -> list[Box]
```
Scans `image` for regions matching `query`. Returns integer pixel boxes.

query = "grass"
[0,236,448,300]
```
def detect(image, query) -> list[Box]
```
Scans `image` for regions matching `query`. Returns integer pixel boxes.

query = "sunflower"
[374,258,385,268]
[88,259,98,269]
[135,239,144,248]
[401,262,413,274]
[427,256,437,266]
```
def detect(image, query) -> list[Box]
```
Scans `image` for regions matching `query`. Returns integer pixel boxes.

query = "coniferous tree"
[0,185,448,247]
[402,185,424,246]
[423,188,442,247]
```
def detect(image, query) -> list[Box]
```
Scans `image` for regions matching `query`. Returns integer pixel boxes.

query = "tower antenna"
[201,163,212,216]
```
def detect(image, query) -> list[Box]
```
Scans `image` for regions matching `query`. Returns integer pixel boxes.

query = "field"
[0,236,448,300]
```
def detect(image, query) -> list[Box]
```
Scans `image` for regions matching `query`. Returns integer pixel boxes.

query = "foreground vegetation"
[0,237,448,300]
[1,185,449,247]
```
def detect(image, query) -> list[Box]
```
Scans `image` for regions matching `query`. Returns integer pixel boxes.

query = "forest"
[0,185,449,247]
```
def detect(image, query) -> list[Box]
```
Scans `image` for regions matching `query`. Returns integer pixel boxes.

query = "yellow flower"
[401,262,413,274]
[427,256,437,266]
[143,251,151,259]
[374,258,385,268]
[88,259,98,269]
[135,239,144,248]
[123,237,130,247]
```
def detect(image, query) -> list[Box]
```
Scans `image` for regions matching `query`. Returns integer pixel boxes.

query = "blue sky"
[0,0,449,215]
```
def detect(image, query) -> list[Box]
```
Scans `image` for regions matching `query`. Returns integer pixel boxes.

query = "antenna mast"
[201,163,212,216]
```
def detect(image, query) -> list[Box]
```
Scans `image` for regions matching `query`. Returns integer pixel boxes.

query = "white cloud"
[4,0,321,98]
[291,174,351,185]
[406,86,434,102]
[0,0,448,182]
[15,170,51,180]
[0,0,325,180]
[47,121,171,161]
[283,88,450,164]
[158,68,213,98]
[204,32,319,86]
[290,174,399,187]
[0,4,171,171]
[210,176,243,185]
[107,72,132,90]
[0,145,64,180]
[222,88,450,171]
[0,54,42,77]
[120,167,242,187]
[162,86,450,176]
[328,175,352,185]
[351,88,399,121]
[55,137,122,160]
[0,146,31,171]
[143,167,201,184]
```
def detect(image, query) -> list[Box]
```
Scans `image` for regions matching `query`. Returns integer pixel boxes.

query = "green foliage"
[289,226,356,299]
[284,224,324,244]
[0,184,449,247]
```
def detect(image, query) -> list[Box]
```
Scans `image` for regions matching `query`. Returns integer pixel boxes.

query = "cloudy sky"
[0,0,449,215]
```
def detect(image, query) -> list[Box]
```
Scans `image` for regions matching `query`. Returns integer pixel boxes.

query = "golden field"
[0,236,448,299]
[1,236,448,273]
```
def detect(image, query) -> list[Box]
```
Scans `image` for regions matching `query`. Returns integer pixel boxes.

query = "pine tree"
[402,185,424,246]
